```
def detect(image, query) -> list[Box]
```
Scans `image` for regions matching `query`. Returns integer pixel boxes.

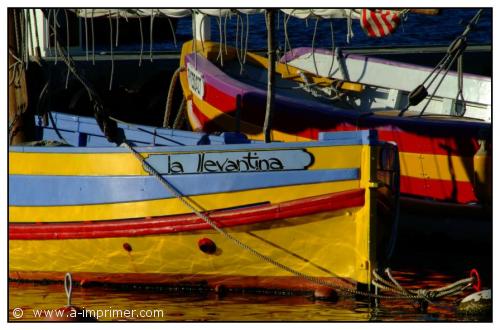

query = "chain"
[121,140,471,301]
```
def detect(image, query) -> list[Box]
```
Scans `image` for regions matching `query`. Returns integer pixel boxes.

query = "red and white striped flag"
[360,9,401,38]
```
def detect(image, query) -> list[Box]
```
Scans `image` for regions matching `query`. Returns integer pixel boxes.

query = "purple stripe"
[185,53,261,97]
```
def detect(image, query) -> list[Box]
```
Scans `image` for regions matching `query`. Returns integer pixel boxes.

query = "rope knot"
[416,289,438,302]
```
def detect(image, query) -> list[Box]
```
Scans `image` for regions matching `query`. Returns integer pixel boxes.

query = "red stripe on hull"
[10,189,365,240]
[204,83,237,112]
[9,271,355,292]
[196,83,482,157]
[400,175,477,204]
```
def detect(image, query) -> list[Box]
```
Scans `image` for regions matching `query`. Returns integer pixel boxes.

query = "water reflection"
[8,269,491,322]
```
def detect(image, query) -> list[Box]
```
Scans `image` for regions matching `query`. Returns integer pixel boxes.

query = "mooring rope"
[162,66,184,128]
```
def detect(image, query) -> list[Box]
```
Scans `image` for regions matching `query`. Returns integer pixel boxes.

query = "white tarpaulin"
[72,9,267,18]
[280,9,361,19]
[71,9,365,19]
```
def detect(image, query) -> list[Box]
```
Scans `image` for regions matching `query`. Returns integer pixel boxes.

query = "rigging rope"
[398,9,483,117]
[91,10,95,65]
[64,9,70,89]
[53,9,58,64]
[138,16,143,66]
[455,54,466,116]
[108,11,114,90]
[311,17,319,76]
[150,9,154,62]
[32,9,41,59]
[216,14,224,66]
[115,11,120,47]
[167,16,177,48]
[84,9,89,61]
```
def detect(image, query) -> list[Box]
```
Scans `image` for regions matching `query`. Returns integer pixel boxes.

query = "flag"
[360,9,401,38]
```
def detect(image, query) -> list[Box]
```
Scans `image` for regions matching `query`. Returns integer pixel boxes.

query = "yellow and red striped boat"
[9,119,399,292]
[179,40,492,222]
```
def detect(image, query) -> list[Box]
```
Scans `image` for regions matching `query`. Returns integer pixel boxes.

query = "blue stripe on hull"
[10,132,372,153]
[9,169,359,206]
[38,112,252,147]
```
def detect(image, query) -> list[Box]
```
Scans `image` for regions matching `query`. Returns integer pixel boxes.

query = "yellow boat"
[9,118,399,293]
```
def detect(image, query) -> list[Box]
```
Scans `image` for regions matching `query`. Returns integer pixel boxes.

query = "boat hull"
[179,41,492,209]
[9,129,398,290]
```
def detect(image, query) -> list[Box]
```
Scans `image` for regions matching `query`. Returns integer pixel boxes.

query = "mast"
[263,9,275,143]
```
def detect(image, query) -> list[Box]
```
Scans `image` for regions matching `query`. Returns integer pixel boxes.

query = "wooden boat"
[33,112,254,147]
[9,113,400,292]
[179,40,492,218]
[281,47,491,122]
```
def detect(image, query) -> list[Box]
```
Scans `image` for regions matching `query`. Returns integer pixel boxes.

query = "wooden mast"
[263,9,275,143]
[8,8,32,145]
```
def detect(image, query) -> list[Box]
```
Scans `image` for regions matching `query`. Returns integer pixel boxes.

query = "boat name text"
[145,149,313,174]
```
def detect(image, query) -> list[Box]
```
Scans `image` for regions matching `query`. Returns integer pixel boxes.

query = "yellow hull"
[10,206,373,288]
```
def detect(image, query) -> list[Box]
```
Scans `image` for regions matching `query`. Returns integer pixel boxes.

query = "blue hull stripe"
[10,129,373,154]
[9,169,359,206]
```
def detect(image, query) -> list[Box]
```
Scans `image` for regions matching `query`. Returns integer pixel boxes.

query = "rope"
[121,140,367,298]
[45,10,53,57]
[53,9,58,64]
[235,14,243,74]
[64,9,70,89]
[19,9,27,69]
[32,9,41,59]
[91,10,95,65]
[311,17,319,76]
[45,20,120,144]
[84,9,89,61]
[327,20,336,78]
[243,14,250,64]
[48,111,69,145]
[167,17,177,48]
[150,9,154,62]
[223,13,228,54]
[64,273,73,306]
[346,10,353,43]
[399,9,483,117]
[455,54,466,116]
[115,11,120,47]
[216,15,224,66]
[372,268,474,306]
[13,9,20,55]
[120,141,476,303]
[162,66,183,128]
[138,16,143,66]
[26,10,35,62]
[172,98,186,129]
[281,11,291,73]
[108,11,114,90]
[417,45,464,116]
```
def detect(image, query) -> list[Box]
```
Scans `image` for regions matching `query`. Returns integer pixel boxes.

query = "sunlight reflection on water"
[8,269,490,322]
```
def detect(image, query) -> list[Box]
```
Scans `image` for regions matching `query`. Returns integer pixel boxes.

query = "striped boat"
[9,116,399,292]
[179,41,492,219]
